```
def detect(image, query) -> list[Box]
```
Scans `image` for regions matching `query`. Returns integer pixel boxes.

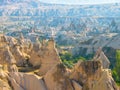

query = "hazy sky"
[40,0,120,5]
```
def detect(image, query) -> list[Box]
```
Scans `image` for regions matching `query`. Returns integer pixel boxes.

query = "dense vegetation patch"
[112,50,120,85]
[59,52,86,68]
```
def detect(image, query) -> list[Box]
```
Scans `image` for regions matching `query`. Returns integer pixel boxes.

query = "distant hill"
[0,1,120,41]
[0,1,120,17]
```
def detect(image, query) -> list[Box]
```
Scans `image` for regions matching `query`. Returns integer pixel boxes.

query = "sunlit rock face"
[3,46,18,72]
[0,34,119,90]
[0,64,12,90]
[0,34,30,67]
[0,35,18,72]
[0,35,8,64]
[38,38,61,75]
[44,63,73,90]
[70,60,118,90]
[29,37,42,67]
[93,48,110,69]
[8,72,47,90]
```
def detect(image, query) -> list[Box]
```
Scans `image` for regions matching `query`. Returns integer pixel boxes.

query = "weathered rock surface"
[2,46,18,72]
[0,34,119,90]
[0,79,12,90]
[44,63,73,90]
[0,64,12,90]
[93,48,110,69]
[38,38,61,75]
[70,60,118,90]
[72,80,82,90]
[8,72,47,90]
[29,37,41,67]
[0,34,30,67]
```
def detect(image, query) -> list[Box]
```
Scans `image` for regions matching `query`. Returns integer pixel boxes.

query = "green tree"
[60,52,72,61]
[60,52,86,68]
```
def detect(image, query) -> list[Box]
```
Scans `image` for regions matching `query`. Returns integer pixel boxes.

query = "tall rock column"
[38,38,61,75]
[3,46,18,72]
[29,36,41,67]
[93,47,110,69]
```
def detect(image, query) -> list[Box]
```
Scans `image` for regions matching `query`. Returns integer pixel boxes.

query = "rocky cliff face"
[38,38,61,75]
[70,60,118,90]
[0,34,119,90]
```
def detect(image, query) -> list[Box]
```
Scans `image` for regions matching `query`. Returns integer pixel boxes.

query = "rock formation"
[70,60,118,90]
[0,34,30,67]
[0,64,12,90]
[8,72,47,90]
[3,46,18,72]
[44,63,73,90]
[38,38,61,75]
[0,34,119,90]
[33,36,41,52]
[0,79,12,90]
[10,44,30,66]
[72,80,82,90]
[29,37,41,67]
[0,34,8,64]
[12,34,30,66]
[93,47,110,69]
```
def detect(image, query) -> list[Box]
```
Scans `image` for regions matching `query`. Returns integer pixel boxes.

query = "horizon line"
[39,1,120,5]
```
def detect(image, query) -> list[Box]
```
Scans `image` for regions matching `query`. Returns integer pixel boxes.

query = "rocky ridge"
[0,34,119,90]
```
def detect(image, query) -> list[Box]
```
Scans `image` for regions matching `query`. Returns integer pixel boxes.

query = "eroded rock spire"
[93,47,110,69]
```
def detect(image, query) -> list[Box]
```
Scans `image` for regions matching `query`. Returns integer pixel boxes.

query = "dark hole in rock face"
[22,57,33,67]
[81,61,101,76]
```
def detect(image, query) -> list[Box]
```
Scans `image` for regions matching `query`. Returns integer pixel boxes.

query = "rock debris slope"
[0,34,119,90]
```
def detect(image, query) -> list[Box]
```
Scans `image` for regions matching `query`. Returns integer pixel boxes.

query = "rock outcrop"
[38,38,61,75]
[44,63,73,90]
[70,60,118,90]
[29,37,41,67]
[93,48,110,69]
[0,34,30,67]
[8,72,47,90]
[0,78,12,90]
[3,46,18,72]
[0,34,119,90]
[72,80,82,90]
[0,64,12,90]
[11,34,30,66]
